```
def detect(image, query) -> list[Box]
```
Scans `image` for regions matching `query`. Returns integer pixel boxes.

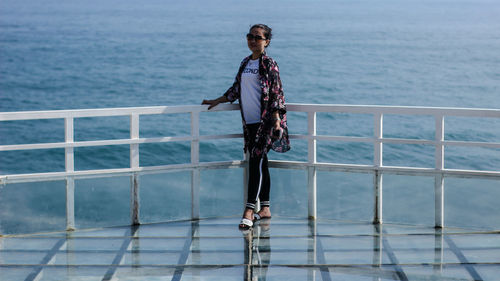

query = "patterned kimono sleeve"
[223,79,240,103]
[269,60,286,114]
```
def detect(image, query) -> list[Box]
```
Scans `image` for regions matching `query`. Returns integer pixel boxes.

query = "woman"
[202,24,290,229]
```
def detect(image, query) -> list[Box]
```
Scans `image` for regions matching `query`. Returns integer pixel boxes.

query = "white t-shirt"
[240,59,261,124]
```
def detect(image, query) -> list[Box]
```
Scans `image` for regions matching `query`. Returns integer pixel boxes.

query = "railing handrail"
[2,103,500,121]
[1,103,499,231]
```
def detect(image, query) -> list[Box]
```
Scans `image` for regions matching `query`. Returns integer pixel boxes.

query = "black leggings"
[245,124,270,210]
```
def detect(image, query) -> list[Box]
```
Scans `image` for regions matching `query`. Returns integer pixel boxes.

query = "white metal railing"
[1,104,499,231]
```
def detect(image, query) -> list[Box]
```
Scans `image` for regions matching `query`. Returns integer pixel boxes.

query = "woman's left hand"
[273,119,281,131]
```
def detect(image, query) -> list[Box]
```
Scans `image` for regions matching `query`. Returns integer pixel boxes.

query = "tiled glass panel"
[262,266,322,281]
[61,238,124,251]
[461,249,500,263]
[317,222,376,236]
[127,238,186,251]
[0,181,66,235]
[186,251,243,265]
[51,252,116,265]
[475,264,500,281]
[140,172,191,223]
[112,266,176,280]
[317,171,373,221]
[384,235,438,250]
[320,236,376,251]
[0,238,62,250]
[266,251,310,265]
[36,266,107,281]
[0,252,46,264]
[0,266,39,281]
[122,252,180,265]
[199,168,243,218]
[401,264,474,280]
[390,249,460,264]
[382,174,435,226]
[447,234,500,248]
[135,223,191,237]
[75,176,130,229]
[323,250,389,265]
[191,237,243,251]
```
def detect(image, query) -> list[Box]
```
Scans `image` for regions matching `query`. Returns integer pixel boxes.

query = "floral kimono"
[224,54,290,157]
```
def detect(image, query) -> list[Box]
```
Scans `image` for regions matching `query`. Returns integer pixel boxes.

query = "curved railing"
[1,104,499,233]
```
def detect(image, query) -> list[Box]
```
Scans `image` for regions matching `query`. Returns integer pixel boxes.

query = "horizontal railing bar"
[2,104,500,122]
[0,134,245,151]
[287,104,500,117]
[0,104,240,121]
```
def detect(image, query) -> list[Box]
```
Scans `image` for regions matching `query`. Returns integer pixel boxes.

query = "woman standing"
[202,24,290,229]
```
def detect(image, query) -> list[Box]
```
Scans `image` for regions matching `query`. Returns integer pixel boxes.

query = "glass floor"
[1,217,499,281]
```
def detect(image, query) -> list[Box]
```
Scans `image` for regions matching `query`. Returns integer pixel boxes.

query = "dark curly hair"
[250,24,272,47]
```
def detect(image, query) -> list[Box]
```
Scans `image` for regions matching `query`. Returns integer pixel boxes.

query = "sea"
[1,0,499,234]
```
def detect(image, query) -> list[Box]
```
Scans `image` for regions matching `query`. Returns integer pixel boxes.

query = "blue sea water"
[1,0,500,233]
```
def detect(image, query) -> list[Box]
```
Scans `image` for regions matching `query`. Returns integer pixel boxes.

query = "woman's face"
[247,27,269,56]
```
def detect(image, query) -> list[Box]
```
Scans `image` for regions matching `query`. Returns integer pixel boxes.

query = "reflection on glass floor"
[1,218,499,281]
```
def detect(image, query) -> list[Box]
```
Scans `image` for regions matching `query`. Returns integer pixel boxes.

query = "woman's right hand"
[201,99,220,110]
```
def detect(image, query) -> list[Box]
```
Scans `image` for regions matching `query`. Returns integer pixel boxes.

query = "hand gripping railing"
[1,104,500,232]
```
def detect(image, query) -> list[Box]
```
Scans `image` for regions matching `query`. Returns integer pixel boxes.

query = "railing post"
[435,115,445,228]
[65,117,75,230]
[191,111,200,220]
[373,113,383,224]
[307,111,317,220]
[130,114,140,225]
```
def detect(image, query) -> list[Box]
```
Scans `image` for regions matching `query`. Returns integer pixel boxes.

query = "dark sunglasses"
[246,33,267,41]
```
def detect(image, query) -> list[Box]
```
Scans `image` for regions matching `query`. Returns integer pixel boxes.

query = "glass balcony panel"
[140,113,190,138]
[140,172,191,223]
[269,169,308,218]
[382,175,434,226]
[74,145,129,171]
[75,176,130,229]
[139,142,191,166]
[317,141,372,165]
[199,168,243,218]
[199,139,243,162]
[317,171,373,222]
[445,146,500,171]
[445,177,500,230]
[383,114,434,140]
[0,119,64,145]
[199,110,241,136]
[0,149,65,175]
[445,116,500,143]
[317,112,372,137]
[383,143,434,168]
[74,116,129,141]
[0,181,65,235]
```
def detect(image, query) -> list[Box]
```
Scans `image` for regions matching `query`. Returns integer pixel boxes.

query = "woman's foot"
[254,207,272,220]
[239,208,254,229]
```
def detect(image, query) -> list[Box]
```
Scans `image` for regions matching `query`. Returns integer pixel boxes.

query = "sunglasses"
[246,33,267,41]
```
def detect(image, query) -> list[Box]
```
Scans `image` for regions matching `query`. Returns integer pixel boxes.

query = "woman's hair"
[250,24,272,47]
